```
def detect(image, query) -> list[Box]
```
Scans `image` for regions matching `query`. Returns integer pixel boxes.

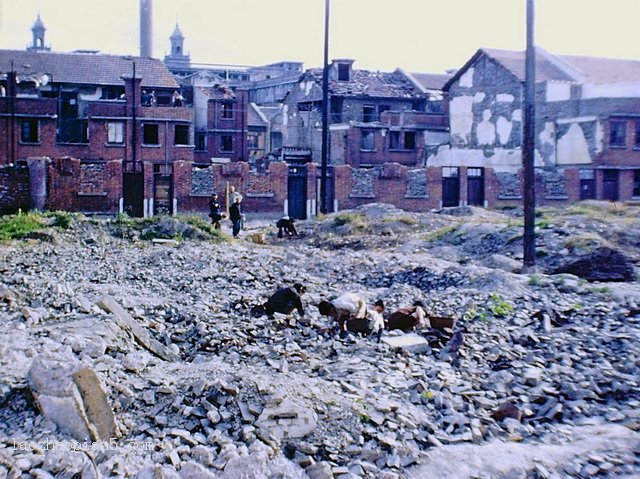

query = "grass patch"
[423,225,458,242]
[0,211,44,240]
[396,215,419,225]
[333,213,367,229]
[46,211,75,229]
[488,292,515,317]
[528,274,542,286]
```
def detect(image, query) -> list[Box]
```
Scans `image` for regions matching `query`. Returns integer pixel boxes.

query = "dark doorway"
[467,167,485,206]
[123,173,144,217]
[154,174,173,215]
[288,165,307,220]
[602,169,619,201]
[442,167,460,207]
[317,166,335,213]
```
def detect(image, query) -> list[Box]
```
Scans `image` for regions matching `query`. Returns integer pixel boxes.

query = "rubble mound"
[552,246,637,282]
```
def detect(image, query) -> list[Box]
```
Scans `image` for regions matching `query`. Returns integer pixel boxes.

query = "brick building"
[429,48,640,207]
[0,37,195,215]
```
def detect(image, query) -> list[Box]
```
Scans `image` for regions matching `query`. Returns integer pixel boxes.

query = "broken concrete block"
[96,295,179,362]
[381,333,430,353]
[72,368,118,441]
[256,399,317,440]
[28,355,117,442]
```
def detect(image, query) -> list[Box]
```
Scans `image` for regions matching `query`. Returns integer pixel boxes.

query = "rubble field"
[0,201,639,479]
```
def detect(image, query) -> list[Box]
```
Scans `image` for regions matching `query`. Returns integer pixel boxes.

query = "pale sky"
[0,0,638,74]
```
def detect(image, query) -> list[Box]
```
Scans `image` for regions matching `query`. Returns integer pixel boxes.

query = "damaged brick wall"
[0,164,31,214]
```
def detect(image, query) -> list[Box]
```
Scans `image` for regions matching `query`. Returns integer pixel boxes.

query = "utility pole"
[319,0,330,214]
[523,0,536,270]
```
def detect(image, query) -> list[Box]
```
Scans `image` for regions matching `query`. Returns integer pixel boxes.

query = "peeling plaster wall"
[556,123,592,165]
[449,96,474,145]
[428,145,523,173]
[546,82,572,102]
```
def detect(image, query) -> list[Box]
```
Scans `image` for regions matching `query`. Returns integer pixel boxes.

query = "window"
[221,135,233,152]
[107,122,124,144]
[337,63,349,81]
[221,102,233,119]
[361,130,375,150]
[174,125,189,145]
[247,131,260,149]
[195,132,206,151]
[610,120,626,147]
[442,167,459,178]
[378,104,390,118]
[404,131,416,150]
[634,170,640,197]
[20,119,39,143]
[143,124,159,145]
[389,131,401,149]
[363,105,376,123]
[271,132,282,150]
[635,121,640,149]
[331,97,343,123]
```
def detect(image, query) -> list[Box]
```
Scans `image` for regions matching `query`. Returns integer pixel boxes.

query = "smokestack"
[140,0,153,57]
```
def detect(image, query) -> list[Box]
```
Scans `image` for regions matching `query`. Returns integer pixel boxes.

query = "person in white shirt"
[318,293,385,339]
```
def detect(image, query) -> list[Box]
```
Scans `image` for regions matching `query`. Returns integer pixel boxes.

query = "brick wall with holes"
[0,164,31,214]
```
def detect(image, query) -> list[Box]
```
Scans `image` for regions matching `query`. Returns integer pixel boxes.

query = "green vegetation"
[528,274,542,286]
[46,211,74,229]
[420,390,435,401]
[112,214,229,242]
[423,225,458,242]
[589,286,612,296]
[396,215,418,225]
[488,292,515,317]
[0,211,44,240]
[333,212,367,230]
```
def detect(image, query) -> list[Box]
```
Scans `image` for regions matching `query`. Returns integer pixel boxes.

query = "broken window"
[378,104,390,118]
[174,125,189,145]
[221,102,234,119]
[271,132,282,150]
[610,120,626,147]
[221,135,233,152]
[442,167,459,178]
[361,130,375,150]
[363,105,376,123]
[107,122,124,144]
[338,63,350,81]
[635,121,640,149]
[404,131,416,150]
[331,97,343,123]
[143,124,159,145]
[195,132,206,151]
[389,131,401,149]
[634,170,640,197]
[20,119,39,143]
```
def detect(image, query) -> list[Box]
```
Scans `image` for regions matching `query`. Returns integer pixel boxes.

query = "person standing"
[208,193,223,230]
[229,196,242,238]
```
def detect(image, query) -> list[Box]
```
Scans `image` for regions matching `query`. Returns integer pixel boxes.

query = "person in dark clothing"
[208,193,223,230]
[276,216,298,238]
[252,283,306,319]
[229,197,242,238]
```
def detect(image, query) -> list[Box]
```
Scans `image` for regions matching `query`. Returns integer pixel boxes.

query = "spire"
[171,22,184,39]
[27,13,50,52]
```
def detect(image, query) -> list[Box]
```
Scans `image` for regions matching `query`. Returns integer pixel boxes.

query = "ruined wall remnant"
[191,165,215,196]
[496,172,522,199]
[406,168,428,198]
[349,168,377,198]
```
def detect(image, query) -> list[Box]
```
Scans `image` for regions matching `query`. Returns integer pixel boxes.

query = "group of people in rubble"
[208,186,299,240]
[252,283,428,341]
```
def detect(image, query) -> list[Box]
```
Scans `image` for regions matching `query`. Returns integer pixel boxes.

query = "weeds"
[333,213,366,228]
[488,292,515,317]
[424,225,458,242]
[0,211,43,240]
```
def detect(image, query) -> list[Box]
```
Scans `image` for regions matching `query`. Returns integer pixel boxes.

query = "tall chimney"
[140,0,153,57]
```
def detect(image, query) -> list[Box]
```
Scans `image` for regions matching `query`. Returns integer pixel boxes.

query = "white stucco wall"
[496,116,513,145]
[459,68,474,88]
[428,145,523,173]
[496,93,514,103]
[546,82,572,102]
[556,123,592,165]
[449,96,474,144]
[474,92,486,103]
[581,82,640,99]
[539,121,556,165]
[476,110,496,145]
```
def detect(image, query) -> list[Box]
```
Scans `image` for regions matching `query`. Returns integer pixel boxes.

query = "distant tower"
[140,0,153,57]
[27,14,51,52]
[164,23,191,70]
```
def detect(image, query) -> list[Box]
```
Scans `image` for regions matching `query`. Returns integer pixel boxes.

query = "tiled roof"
[480,48,640,84]
[0,49,178,89]
[557,55,640,84]
[408,72,453,90]
[481,48,575,82]
[305,68,424,98]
